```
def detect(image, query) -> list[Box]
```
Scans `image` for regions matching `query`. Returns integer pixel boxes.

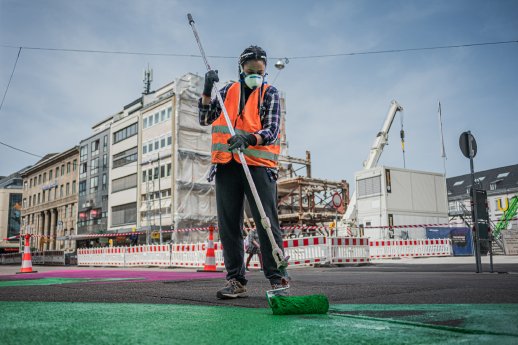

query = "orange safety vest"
[211,82,280,167]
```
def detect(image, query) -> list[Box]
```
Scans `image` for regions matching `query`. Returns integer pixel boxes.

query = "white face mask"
[244,73,263,89]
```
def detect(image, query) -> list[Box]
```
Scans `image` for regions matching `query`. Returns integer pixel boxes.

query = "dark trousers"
[215,160,285,286]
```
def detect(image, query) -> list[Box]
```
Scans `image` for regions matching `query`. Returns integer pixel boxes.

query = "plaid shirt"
[198,82,281,145]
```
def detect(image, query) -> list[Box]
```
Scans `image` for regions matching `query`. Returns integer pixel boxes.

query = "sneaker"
[269,278,290,297]
[216,279,248,299]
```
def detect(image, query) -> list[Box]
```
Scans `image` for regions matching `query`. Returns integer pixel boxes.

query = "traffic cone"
[198,225,222,272]
[17,234,37,274]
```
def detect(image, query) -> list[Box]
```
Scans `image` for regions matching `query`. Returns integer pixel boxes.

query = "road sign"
[459,131,477,158]
[332,193,342,209]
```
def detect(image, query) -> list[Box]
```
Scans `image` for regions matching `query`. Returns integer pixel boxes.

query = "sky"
[0,0,517,187]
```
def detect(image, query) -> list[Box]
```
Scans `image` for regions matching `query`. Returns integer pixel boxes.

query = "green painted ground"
[1,302,517,345]
[0,278,144,287]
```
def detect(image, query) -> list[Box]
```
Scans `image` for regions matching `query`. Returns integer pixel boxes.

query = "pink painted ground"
[0,269,225,282]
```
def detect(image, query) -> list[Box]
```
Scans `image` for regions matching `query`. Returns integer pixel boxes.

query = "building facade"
[107,99,141,233]
[77,117,112,244]
[0,168,29,253]
[447,164,518,232]
[21,147,79,252]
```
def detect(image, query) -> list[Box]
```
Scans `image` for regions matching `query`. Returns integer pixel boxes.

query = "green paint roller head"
[267,294,330,315]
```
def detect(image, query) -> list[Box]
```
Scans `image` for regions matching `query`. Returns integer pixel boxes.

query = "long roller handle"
[187,13,288,271]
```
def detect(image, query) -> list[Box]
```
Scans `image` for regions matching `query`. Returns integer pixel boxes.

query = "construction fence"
[76,237,452,268]
[0,251,76,265]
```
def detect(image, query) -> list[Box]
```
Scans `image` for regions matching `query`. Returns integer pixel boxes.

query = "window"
[73,159,77,171]
[55,167,59,178]
[161,137,166,148]
[161,109,165,121]
[148,143,153,153]
[80,162,87,179]
[154,140,159,150]
[91,157,99,175]
[38,174,42,185]
[453,180,464,187]
[80,145,88,162]
[42,190,46,203]
[490,182,497,191]
[143,144,147,154]
[167,107,172,119]
[357,175,382,197]
[113,123,138,144]
[54,187,57,200]
[28,195,31,207]
[103,154,108,169]
[48,190,51,201]
[43,172,47,183]
[102,174,107,190]
[154,167,159,179]
[90,176,99,194]
[143,117,148,128]
[167,134,172,146]
[103,135,108,152]
[112,174,137,193]
[166,163,171,177]
[142,170,147,182]
[61,165,65,176]
[38,193,41,204]
[161,165,165,178]
[60,185,64,198]
[148,115,154,127]
[72,180,77,194]
[67,162,71,173]
[91,140,100,156]
[66,183,70,196]
[24,181,28,191]
[29,179,32,188]
[497,172,510,179]
[49,169,53,180]
[79,181,87,197]
[154,112,159,124]
[111,202,137,226]
[112,147,138,169]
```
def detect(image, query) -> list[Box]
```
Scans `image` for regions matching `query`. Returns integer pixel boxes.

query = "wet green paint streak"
[0,302,517,345]
[0,277,143,287]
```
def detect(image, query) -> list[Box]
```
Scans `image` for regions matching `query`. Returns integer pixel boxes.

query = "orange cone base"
[197,266,223,272]
[16,270,38,274]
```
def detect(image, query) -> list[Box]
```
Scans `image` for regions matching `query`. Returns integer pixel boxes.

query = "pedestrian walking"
[245,229,263,271]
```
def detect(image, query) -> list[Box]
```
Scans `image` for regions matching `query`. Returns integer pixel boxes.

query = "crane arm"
[342,100,403,225]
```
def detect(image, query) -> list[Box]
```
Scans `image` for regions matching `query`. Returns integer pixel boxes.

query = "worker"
[198,45,289,299]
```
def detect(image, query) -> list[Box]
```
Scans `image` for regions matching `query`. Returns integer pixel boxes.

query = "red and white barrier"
[332,237,370,264]
[284,236,328,266]
[369,239,452,259]
[77,236,453,268]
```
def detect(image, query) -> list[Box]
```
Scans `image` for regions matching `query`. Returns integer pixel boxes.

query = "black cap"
[239,45,267,66]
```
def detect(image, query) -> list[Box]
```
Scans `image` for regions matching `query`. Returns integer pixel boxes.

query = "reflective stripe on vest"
[211,82,280,167]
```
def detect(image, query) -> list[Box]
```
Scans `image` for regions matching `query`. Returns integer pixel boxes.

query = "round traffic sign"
[459,131,477,159]
[331,193,342,208]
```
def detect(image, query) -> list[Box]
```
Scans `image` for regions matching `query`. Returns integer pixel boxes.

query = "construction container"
[355,166,448,240]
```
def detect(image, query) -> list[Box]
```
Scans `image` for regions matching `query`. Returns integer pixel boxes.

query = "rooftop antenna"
[143,65,153,95]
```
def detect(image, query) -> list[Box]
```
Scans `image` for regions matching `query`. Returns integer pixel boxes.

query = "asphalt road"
[1,261,517,308]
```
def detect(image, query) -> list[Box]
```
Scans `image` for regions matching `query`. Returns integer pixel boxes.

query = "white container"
[355,166,448,240]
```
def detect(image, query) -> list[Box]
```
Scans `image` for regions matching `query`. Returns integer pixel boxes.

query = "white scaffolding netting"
[172,73,216,242]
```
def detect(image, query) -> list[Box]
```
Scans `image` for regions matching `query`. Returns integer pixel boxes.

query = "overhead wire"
[1,39,516,60]
[0,38,517,163]
[0,47,21,113]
